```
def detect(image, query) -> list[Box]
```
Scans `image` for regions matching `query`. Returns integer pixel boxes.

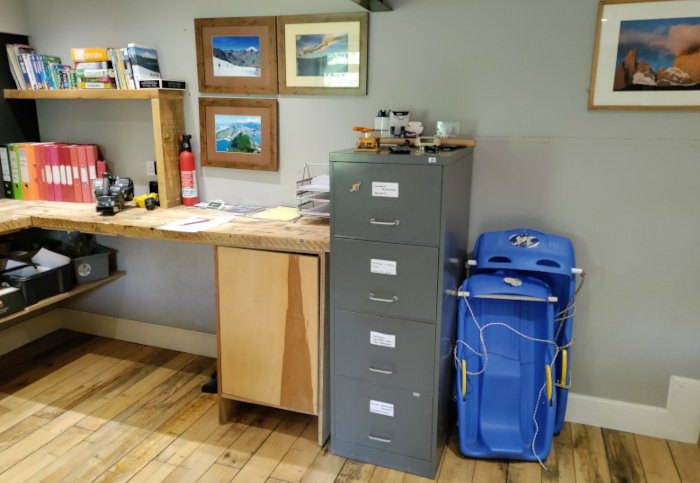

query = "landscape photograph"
[613,17,700,91]
[215,114,262,155]
[295,33,349,77]
[212,35,261,77]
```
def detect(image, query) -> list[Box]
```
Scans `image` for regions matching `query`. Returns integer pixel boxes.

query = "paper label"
[45,166,53,184]
[80,167,88,184]
[371,259,397,276]
[73,167,79,179]
[59,165,67,185]
[372,182,399,198]
[370,331,396,348]
[0,150,9,177]
[18,148,29,181]
[52,166,60,185]
[88,166,97,181]
[370,400,394,417]
[9,151,19,185]
[66,169,73,185]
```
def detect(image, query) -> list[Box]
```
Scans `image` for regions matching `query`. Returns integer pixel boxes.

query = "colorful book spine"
[20,54,37,89]
[121,47,134,89]
[30,55,45,89]
[43,56,62,89]
[47,145,62,201]
[75,69,114,78]
[0,145,13,197]
[74,61,110,70]
[69,145,83,203]
[42,144,55,201]
[33,144,48,200]
[77,145,91,202]
[8,145,22,200]
[71,48,108,62]
[76,77,114,83]
[78,82,115,89]
[86,145,99,202]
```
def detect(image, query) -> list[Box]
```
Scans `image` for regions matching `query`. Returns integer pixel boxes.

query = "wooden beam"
[350,0,392,12]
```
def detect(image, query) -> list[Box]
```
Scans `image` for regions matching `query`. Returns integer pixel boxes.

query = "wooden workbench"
[0,199,332,444]
[0,199,330,253]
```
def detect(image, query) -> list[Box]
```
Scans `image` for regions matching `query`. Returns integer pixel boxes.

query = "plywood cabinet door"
[216,247,319,414]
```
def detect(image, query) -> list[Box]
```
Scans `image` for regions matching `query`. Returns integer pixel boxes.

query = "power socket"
[146,160,157,176]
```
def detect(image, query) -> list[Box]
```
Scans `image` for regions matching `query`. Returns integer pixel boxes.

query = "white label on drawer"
[370,331,396,348]
[370,400,394,417]
[371,259,397,276]
[372,182,399,198]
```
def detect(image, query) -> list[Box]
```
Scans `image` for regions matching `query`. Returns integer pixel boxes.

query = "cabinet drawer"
[334,310,435,392]
[332,162,442,245]
[332,238,438,322]
[334,376,433,461]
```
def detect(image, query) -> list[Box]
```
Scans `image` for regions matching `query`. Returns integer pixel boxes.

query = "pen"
[182,218,211,226]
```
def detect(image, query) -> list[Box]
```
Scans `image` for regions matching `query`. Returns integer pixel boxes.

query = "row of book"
[6,44,184,90]
[0,143,106,203]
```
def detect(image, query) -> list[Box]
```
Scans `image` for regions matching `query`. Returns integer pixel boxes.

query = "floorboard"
[0,330,697,483]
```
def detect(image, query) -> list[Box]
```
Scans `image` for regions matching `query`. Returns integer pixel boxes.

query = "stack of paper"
[251,206,301,222]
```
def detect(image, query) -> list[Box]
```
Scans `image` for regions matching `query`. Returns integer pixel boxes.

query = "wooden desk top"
[0,200,330,253]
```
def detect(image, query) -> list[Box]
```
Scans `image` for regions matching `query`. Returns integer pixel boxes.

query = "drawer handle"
[368,434,392,444]
[369,293,398,303]
[370,218,400,226]
[369,366,394,375]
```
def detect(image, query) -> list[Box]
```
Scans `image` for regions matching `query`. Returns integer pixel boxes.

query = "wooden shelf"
[0,270,126,327]
[2,89,185,209]
[3,88,183,100]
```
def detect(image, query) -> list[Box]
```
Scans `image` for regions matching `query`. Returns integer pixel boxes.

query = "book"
[32,55,49,89]
[5,44,25,89]
[33,143,49,200]
[20,53,37,89]
[78,82,115,89]
[0,145,13,197]
[57,66,72,89]
[17,144,39,200]
[58,146,74,202]
[127,44,160,88]
[46,144,62,201]
[85,145,99,202]
[69,145,83,203]
[74,61,110,69]
[43,55,62,89]
[121,47,135,89]
[8,145,22,200]
[77,145,91,202]
[138,79,186,90]
[76,77,114,83]
[42,144,55,201]
[11,44,35,89]
[71,48,108,63]
[75,68,114,78]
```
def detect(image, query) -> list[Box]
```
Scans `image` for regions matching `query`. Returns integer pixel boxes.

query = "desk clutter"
[0,230,113,317]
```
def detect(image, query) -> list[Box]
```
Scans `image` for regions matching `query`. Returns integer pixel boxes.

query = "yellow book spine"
[78,82,114,89]
[71,48,109,62]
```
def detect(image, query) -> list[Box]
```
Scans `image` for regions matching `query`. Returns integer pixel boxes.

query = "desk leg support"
[317,252,330,446]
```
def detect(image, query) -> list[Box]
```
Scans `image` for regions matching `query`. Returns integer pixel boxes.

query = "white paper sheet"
[157,216,234,233]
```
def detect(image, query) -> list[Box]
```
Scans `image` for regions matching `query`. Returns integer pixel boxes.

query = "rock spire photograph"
[613,17,700,91]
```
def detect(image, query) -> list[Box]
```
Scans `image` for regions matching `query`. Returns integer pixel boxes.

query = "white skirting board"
[0,308,217,358]
[1,309,698,444]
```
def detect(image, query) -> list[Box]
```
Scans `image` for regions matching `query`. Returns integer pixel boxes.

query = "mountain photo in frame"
[200,98,278,171]
[277,12,367,95]
[195,16,278,94]
[590,0,700,109]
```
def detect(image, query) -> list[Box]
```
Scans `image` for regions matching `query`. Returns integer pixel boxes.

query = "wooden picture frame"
[277,12,368,95]
[195,17,278,94]
[199,98,278,171]
[590,0,700,110]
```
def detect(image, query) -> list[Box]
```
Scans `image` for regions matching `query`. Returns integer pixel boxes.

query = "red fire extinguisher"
[179,134,198,207]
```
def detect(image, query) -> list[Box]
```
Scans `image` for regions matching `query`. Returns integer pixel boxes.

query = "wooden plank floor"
[1,330,698,483]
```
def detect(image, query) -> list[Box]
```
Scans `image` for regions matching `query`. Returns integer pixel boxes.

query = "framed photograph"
[195,17,278,94]
[277,12,368,95]
[199,98,278,171]
[590,0,700,109]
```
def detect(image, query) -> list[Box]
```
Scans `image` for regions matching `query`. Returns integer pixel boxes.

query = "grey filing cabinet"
[330,147,473,478]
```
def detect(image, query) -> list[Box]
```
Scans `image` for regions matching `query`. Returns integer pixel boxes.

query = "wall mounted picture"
[590,0,700,109]
[195,17,278,94]
[277,12,368,95]
[199,98,278,171]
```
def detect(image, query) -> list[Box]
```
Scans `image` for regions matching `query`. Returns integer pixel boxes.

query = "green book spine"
[8,145,23,200]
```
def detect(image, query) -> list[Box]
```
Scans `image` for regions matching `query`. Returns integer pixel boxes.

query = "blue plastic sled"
[456,271,557,461]
[472,229,576,434]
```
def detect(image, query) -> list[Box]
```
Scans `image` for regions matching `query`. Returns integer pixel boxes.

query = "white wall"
[0,0,28,35]
[25,0,700,408]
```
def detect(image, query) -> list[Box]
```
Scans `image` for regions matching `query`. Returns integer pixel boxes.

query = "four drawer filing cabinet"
[329,147,473,478]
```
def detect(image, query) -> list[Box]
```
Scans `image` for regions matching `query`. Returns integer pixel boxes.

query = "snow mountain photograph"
[212,35,261,77]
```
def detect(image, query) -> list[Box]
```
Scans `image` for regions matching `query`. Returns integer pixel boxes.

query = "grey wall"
[24,0,700,407]
[0,0,28,35]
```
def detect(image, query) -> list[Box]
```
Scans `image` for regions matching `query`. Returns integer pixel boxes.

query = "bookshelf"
[3,89,185,208]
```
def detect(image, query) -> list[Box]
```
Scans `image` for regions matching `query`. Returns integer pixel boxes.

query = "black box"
[0,264,74,306]
[0,286,25,317]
